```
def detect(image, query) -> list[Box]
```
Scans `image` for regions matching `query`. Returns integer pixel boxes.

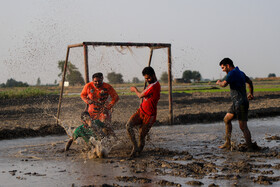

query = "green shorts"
[73,125,96,143]
[228,103,249,121]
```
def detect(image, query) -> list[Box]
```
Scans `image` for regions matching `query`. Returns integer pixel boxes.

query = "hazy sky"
[1,0,280,85]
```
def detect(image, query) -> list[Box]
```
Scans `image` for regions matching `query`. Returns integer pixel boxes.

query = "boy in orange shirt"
[81,72,119,137]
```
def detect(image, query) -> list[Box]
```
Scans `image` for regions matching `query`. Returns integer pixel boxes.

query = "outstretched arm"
[216,80,228,87]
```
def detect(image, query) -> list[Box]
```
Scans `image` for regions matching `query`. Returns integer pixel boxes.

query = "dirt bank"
[1,91,280,140]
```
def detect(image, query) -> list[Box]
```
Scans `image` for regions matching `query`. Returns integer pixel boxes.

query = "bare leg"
[239,120,252,147]
[138,133,146,155]
[126,119,139,157]
[65,138,73,151]
[138,124,152,155]
[219,113,234,149]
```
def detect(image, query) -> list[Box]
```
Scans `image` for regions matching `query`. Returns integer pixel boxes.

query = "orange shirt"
[81,82,119,117]
[140,81,161,116]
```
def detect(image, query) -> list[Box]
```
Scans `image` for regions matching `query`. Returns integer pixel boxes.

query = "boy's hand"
[130,86,137,92]
[248,93,254,100]
[87,99,94,104]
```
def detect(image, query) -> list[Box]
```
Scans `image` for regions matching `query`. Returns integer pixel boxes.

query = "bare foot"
[219,143,231,149]
[247,142,261,152]
[129,147,140,158]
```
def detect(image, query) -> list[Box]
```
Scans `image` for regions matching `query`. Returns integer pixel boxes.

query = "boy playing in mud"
[65,111,103,151]
[126,66,161,158]
[216,58,255,151]
[81,72,119,138]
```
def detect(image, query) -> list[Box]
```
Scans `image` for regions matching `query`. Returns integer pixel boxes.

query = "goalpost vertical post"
[56,46,70,125]
[83,44,89,83]
[144,48,154,89]
[83,44,90,112]
[168,46,173,125]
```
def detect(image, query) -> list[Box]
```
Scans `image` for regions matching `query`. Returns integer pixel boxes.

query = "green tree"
[160,71,169,83]
[132,77,140,83]
[107,72,124,84]
[36,77,41,86]
[192,71,202,82]
[268,73,276,78]
[58,61,77,78]
[182,70,193,83]
[182,70,202,83]
[58,61,85,86]
[67,70,85,86]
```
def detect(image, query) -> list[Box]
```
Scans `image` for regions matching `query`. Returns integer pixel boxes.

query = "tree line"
[0,78,29,87]
[1,60,277,87]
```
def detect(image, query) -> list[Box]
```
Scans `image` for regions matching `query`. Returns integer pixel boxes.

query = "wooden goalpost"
[56,41,173,125]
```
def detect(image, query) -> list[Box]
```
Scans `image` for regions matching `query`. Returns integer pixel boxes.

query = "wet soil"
[1,91,280,140]
[1,118,280,186]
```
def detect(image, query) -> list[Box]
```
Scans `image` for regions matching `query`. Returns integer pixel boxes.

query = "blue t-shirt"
[226,66,248,106]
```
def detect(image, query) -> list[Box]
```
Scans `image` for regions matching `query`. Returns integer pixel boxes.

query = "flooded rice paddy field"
[0,116,280,187]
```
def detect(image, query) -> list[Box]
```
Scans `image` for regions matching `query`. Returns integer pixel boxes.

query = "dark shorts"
[128,109,156,137]
[228,102,249,121]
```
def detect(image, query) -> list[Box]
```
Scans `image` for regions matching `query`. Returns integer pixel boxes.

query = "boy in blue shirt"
[216,58,255,150]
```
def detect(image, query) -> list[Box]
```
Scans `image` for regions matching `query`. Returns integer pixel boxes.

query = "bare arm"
[216,80,228,87]
[246,76,254,100]
[81,84,94,104]
[106,86,119,110]
[130,86,146,98]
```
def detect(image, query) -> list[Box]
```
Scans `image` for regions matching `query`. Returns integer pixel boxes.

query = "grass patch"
[254,87,280,92]
[162,88,229,94]
[0,87,58,99]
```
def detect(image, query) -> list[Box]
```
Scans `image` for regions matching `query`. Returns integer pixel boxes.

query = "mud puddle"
[0,117,280,186]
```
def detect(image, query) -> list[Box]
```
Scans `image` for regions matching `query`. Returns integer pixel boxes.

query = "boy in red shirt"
[126,67,161,158]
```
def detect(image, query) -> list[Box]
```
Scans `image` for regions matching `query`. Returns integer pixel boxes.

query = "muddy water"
[1,117,280,187]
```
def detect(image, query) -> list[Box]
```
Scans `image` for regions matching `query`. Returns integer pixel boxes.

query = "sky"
[0,0,280,85]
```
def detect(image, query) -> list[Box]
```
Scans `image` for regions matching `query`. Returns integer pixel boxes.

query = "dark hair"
[219,58,234,67]
[92,72,103,79]
[81,111,90,121]
[142,66,155,76]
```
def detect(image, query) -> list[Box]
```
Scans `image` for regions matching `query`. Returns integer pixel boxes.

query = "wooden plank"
[83,42,170,48]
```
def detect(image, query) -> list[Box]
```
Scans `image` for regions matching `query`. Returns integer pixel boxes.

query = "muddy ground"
[0,91,280,139]
[1,118,280,186]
